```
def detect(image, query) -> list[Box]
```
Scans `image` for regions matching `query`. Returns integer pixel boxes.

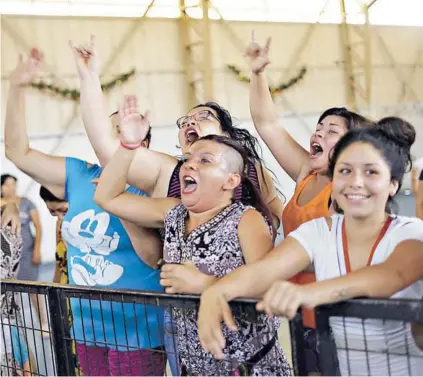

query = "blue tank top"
[62,157,163,350]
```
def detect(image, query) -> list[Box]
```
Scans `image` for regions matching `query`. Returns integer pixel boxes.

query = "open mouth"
[185,128,199,144]
[182,175,198,194]
[310,142,324,157]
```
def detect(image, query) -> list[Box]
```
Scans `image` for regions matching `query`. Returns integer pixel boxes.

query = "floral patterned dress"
[1,225,28,376]
[163,202,291,376]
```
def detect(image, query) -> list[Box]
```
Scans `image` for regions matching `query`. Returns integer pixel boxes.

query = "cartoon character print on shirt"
[62,209,123,286]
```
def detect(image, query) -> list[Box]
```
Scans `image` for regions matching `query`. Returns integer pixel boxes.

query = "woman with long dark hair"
[71,36,284,230]
[94,96,291,375]
[244,32,374,373]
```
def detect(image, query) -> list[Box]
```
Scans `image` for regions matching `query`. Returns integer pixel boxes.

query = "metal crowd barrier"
[1,280,422,376]
[316,298,423,376]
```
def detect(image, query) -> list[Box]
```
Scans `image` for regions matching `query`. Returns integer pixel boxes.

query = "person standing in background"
[0,174,48,333]
[1,202,32,376]
[39,186,82,375]
[39,186,69,284]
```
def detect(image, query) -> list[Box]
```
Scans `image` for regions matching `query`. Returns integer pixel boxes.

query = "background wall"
[1,15,422,262]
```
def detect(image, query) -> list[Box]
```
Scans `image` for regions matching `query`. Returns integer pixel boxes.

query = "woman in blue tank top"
[4,49,166,376]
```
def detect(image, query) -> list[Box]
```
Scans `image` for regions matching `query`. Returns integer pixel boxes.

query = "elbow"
[366,267,408,299]
[5,143,29,166]
[93,190,107,209]
[95,149,113,168]
[5,146,16,163]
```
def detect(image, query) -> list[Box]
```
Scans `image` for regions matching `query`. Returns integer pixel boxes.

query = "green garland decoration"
[28,68,136,101]
[227,64,306,97]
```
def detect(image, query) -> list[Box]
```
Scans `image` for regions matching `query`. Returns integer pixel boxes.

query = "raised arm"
[246,32,310,182]
[5,50,66,199]
[93,96,179,228]
[198,236,310,358]
[70,36,177,197]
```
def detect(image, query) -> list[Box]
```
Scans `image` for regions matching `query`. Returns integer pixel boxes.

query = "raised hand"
[118,95,150,147]
[243,30,271,75]
[69,35,100,79]
[10,48,43,87]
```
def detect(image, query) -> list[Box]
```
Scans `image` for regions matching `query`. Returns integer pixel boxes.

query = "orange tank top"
[282,172,332,328]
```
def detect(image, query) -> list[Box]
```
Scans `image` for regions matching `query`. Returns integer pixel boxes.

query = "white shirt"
[289,214,423,376]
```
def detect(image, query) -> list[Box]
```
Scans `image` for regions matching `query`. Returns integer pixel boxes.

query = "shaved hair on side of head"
[221,143,244,176]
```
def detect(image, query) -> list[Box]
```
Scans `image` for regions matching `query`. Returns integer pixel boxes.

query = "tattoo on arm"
[330,287,356,302]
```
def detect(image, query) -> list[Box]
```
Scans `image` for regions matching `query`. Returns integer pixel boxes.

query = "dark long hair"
[39,186,66,203]
[318,107,374,130]
[1,174,17,198]
[195,134,274,234]
[193,102,284,201]
[328,117,415,214]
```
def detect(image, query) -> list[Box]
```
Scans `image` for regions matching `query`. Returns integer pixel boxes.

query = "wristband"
[120,141,142,150]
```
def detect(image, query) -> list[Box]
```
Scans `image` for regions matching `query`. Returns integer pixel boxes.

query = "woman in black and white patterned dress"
[1,203,31,376]
[93,97,291,376]
[162,201,290,375]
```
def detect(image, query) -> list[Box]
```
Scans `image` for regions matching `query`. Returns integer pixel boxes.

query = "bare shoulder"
[239,207,269,232]
[296,166,312,185]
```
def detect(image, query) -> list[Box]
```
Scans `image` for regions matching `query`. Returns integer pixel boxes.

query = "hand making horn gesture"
[118,95,150,148]
[10,48,43,87]
[69,34,100,79]
[243,30,272,75]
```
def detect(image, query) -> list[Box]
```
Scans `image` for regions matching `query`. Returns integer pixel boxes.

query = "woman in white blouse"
[198,118,423,376]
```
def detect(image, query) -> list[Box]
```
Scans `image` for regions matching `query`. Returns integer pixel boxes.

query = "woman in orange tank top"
[244,32,374,374]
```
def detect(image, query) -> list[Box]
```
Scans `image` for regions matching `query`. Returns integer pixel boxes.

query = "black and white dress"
[163,202,291,376]
[1,225,27,376]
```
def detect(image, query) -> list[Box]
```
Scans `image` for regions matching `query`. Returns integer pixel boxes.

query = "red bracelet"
[120,141,142,150]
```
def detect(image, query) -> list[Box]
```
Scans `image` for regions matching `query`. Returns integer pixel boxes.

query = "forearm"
[33,228,42,253]
[249,72,278,128]
[210,254,291,301]
[5,86,30,162]
[80,75,118,165]
[308,264,410,307]
[94,145,134,205]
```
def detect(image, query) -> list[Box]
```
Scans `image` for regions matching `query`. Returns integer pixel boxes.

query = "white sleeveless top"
[289,214,423,376]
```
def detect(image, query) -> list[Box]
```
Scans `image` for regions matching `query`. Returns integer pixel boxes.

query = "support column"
[178,0,214,109]
[338,0,376,112]
[339,0,357,111]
